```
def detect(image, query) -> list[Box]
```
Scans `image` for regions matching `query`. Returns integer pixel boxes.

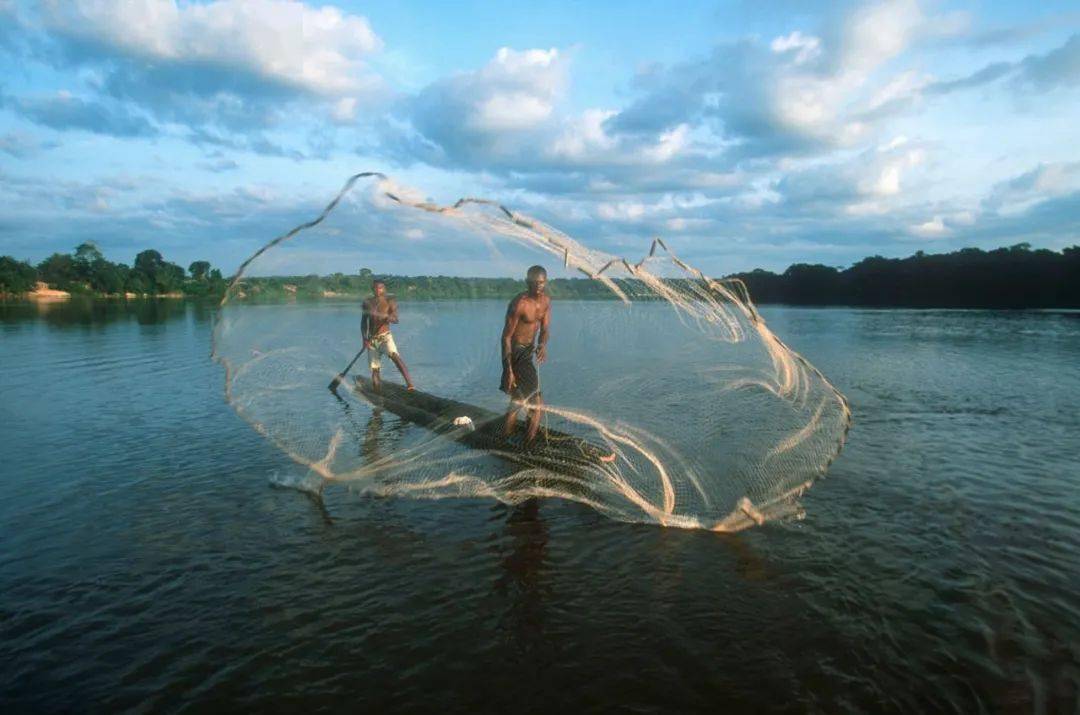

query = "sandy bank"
[27,282,70,301]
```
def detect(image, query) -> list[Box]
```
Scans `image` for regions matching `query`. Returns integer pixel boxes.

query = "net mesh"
[211,172,852,531]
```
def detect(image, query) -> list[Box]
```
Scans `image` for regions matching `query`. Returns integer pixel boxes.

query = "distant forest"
[2,242,1078,308]
[730,243,1080,308]
[0,242,228,297]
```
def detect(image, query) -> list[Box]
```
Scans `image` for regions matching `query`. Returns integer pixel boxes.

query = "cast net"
[211,172,851,531]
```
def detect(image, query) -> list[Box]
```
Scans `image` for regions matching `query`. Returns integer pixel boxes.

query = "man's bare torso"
[508,292,549,346]
[363,296,395,336]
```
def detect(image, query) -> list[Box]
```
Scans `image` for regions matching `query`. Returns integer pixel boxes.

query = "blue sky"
[1,0,1078,275]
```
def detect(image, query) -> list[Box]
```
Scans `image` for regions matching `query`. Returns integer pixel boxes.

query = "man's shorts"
[499,343,540,403]
[368,332,399,370]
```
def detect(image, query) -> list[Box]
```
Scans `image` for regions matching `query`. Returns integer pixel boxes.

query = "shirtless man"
[362,280,414,392]
[500,265,550,444]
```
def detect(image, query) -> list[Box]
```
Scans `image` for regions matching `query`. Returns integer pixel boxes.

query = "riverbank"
[25,282,70,301]
[6,284,191,301]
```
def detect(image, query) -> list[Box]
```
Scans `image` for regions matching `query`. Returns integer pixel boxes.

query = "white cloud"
[778,142,928,210]
[641,124,690,163]
[597,201,646,222]
[770,31,821,64]
[473,93,553,131]
[984,161,1080,215]
[909,216,950,238]
[404,46,569,166]
[469,47,566,133]
[605,0,976,161]
[839,0,925,75]
[950,210,977,226]
[40,0,383,97]
[857,146,924,197]
[865,70,933,113]
[878,135,909,152]
[548,109,617,160]
[331,97,358,122]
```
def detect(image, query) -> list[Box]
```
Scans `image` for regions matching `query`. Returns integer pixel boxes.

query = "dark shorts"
[500,344,540,403]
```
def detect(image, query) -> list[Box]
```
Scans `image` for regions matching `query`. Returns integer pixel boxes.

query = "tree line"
[3,242,1078,307]
[235,267,619,301]
[729,243,1080,308]
[0,242,228,297]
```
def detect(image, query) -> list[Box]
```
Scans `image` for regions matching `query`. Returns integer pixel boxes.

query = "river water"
[2,299,1078,712]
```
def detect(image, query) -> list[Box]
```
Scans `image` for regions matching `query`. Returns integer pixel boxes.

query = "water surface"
[2,299,1078,712]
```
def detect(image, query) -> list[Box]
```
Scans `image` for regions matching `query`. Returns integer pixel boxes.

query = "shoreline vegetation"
[2,242,1078,309]
[0,242,228,301]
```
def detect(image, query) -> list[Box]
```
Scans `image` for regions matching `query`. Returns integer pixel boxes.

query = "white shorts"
[368,332,399,370]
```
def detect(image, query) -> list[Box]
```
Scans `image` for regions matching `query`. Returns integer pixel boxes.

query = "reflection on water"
[1,295,210,328]
[2,300,1079,712]
[495,499,551,661]
[363,409,387,463]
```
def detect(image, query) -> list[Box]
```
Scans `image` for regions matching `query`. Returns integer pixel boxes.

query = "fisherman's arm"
[502,298,521,381]
[388,298,399,324]
[361,302,372,347]
[536,300,550,364]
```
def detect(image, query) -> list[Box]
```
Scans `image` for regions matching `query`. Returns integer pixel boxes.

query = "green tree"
[89,259,127,294]
[73,241,103,281]
[208,268,227,296]
[131,249,185,293]
[155,262,185,292]
[133,249,164,275]
[125,263,151,293]
[0,256,39,293]
[74,241,103,263]
[36,252,78,289]
[189,260,211,280]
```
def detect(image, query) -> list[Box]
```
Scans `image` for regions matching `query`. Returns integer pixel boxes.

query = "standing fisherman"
[363,280,415,392]
[500,265,550,444]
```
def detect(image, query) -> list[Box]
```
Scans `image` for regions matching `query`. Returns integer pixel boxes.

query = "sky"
[1,0,1078,275]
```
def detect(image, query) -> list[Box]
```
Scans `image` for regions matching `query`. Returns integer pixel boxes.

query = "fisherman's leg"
[525,393,543,444]
[503,400,522,437]
[389,352,414,390]
[369,340,383,391]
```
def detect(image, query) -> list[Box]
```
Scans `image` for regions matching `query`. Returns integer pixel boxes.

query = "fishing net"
[212,172,851,531]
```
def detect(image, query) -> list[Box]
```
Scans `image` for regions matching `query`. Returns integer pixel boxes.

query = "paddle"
[328,344,367,392]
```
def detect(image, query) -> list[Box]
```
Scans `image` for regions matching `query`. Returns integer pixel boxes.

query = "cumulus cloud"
[909,216,949,238]
[983,161,1080,215]
[770,31,821,65]
[5,0,386,140]
[390,44,746,200]
[416,5,1076,205]
[921,32,1080,98]
[777,138,927,212]
[39,0,382,96]
[604,0,955,158]
[404,47,567,166]
[2,90,157,137]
